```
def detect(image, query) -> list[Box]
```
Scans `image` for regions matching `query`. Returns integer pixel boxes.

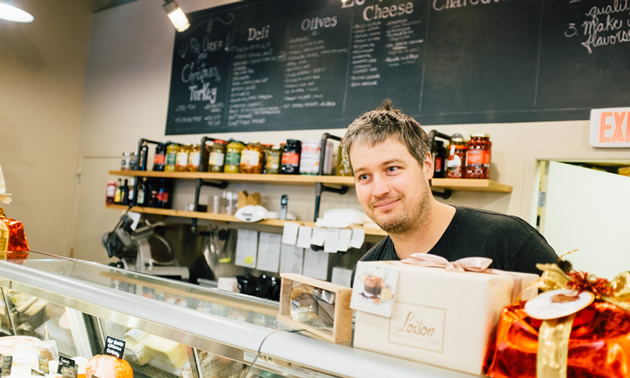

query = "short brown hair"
[343,99,431,168]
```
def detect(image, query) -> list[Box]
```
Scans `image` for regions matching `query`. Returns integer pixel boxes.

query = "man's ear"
[423,152,434,179]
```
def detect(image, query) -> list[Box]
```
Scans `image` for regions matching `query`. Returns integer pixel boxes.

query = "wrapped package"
[86,354,133,378]
[484,264,630,378]
[0,213,29,259]
[352,256,538,375]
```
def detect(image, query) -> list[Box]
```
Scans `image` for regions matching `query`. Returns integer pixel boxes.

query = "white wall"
[0,1,92,256]
[71,0,630,262]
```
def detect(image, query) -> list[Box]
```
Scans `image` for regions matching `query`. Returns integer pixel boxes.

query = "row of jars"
[433,133,492,179]
[146,139,354,176]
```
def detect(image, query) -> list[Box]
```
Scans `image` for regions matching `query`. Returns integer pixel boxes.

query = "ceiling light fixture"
[163,0,189,32]
[0,3,34,23]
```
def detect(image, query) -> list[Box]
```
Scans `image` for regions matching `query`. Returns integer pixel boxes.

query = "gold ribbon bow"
[402,253,493,272]
[532,263,630,377]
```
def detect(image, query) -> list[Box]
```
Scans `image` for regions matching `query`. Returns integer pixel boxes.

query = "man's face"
[350,137,433,234]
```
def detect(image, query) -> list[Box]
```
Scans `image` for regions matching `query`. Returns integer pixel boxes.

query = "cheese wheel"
[85,354,133,378]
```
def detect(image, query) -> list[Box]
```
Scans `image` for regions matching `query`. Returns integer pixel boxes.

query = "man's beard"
[372,189,431,235]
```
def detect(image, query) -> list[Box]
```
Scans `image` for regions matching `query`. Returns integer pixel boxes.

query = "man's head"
[342,99,431,169]
[344,101,435,235]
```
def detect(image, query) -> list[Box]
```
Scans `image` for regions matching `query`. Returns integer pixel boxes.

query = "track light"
[0,3,34,23]
[163,0,189,32]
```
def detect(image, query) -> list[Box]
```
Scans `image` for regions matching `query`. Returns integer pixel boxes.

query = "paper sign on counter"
[350,229,365,249]
[279,244,304,274]
[310,227,326,247]
[303,248,329,280]
[235,229,258,268]
[337,229,352,252]
[256,232,282,273]
[282,222,299,245]
[296,226,312,249]
[324,228,339,253]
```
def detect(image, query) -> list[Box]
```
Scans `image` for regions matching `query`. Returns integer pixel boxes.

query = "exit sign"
[589,107,630,148]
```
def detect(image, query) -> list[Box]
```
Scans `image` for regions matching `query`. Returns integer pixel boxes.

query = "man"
[344,100,558,275]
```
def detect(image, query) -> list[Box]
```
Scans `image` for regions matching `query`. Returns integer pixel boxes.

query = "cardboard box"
[352,261,538,375]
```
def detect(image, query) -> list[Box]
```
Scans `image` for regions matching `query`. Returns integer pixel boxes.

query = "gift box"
[352,257,538,375]
[0,212,29,260]
[484,264,630,378]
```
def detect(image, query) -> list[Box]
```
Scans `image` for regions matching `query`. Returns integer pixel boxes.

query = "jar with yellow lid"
[187,144,201,172]
[240,142,263,174]
[164,143,179,172]
[175,144,191,172]
[337,141,352,176]
[224,140,244,173]
[208,140,226,172]
[264,147,281,174]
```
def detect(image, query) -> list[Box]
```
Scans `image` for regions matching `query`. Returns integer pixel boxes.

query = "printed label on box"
[388,302,446,353]
[351,262,398,317]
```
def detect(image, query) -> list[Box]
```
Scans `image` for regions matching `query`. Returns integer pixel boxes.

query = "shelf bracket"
[313,182,349,221]
[191,178,227,234]
[432,189,452,200]
[312,133,347,221]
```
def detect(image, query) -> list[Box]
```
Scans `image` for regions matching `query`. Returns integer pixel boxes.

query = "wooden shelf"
[431,178,512,193]
[110,171,512,193]
[109,170,354,186]
[106,204,387,236]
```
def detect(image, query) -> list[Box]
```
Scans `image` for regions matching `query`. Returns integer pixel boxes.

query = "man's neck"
[390,201,456,260]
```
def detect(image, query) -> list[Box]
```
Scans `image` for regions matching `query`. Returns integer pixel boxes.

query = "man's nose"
[372,174,391,197]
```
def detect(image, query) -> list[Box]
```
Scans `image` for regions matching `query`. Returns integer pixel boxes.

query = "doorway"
[535,160,630,279]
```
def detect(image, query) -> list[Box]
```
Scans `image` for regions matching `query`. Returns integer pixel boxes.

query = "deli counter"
[0,252,471,377]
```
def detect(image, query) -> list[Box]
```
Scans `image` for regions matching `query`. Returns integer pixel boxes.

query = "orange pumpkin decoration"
[86,354,133,378]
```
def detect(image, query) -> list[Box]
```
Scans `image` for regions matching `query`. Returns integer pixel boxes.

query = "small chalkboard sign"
[104,336,126,359]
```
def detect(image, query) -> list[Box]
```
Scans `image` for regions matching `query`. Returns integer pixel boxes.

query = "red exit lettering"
[599,111,630,143]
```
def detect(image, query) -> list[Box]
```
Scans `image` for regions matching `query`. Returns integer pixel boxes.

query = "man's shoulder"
[456,206,536,233]
[360,236,395,261]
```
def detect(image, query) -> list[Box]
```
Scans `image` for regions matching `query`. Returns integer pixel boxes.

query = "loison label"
[388,302,446,353]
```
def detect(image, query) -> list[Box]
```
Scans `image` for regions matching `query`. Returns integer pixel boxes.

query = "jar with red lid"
[464,134,492,179]
[446,136,467,178]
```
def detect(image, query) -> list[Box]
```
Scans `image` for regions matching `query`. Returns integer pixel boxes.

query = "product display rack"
[108,170,512,193]
[105,203,388,236]
[0,253,473,377]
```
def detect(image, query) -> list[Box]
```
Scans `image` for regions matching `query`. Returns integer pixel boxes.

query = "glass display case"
[0,252,472,377]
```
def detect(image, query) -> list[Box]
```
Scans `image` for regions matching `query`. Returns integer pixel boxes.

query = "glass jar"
[188,144,201,172]
[281,139,301,175]
[337,141,352,176]
[224,140,244,173]
[176,144,190,172]
[464,134,492,179]
[164,143,179,172]
[446,137,467,178]
[240,142,263,174]
[299,140,321,175]
[264,147,281,174]
[208,139,226,172]
[261,144,273,174]
[121,152,131,171]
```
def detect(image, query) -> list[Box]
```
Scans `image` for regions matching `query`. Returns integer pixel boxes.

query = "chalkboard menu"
[165,0,630,135]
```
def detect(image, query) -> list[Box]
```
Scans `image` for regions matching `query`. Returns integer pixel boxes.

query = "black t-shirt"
[359,206,558,275]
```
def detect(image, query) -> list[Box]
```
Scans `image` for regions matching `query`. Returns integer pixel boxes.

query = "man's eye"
[358,174,369,181]
[387,166,399,173]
